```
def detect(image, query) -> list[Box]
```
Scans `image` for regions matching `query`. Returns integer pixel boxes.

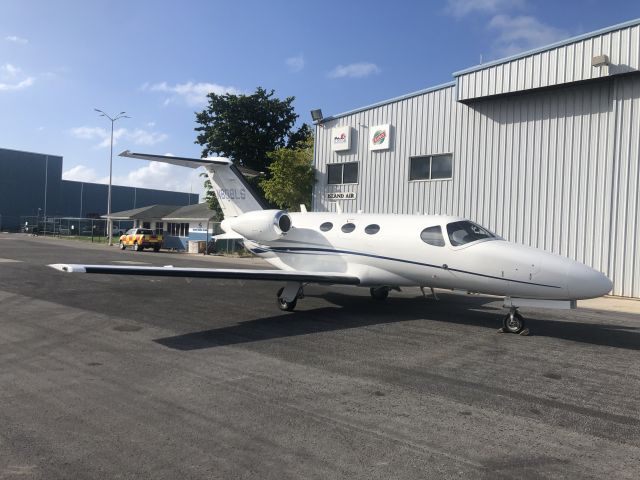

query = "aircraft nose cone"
[566,263,613,299]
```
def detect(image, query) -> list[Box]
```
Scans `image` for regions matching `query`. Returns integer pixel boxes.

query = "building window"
[167,222,189,237]
[328,162,359,184]
[142,221,151,229]
[155,222,164,235]
[409,154,452,181]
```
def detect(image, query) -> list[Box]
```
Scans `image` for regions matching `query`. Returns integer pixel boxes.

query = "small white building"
[313,18,640,298]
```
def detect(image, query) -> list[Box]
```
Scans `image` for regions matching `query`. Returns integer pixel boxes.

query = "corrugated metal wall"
[314,86,460,215]
[313,74,640,297]
[456,22,640,101]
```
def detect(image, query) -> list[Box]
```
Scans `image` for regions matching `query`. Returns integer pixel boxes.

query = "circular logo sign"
[373,130,386,145]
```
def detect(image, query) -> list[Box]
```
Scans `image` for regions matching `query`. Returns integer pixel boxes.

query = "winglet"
[48,264,87,273]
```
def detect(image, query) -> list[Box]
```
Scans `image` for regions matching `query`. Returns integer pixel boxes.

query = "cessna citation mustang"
[50,151,613,335]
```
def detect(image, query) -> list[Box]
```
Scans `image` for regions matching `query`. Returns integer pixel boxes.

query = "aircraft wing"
[48,264,361,285]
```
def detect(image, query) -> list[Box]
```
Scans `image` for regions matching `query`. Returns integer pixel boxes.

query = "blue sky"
[1,0,638,200]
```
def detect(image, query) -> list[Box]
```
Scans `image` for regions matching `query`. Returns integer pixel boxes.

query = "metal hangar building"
[0,147,199,231]
[312,18,640,298]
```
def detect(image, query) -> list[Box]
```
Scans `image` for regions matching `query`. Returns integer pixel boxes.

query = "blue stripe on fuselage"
[253,245,562,290]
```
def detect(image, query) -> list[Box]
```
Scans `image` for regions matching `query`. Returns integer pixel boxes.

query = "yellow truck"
[119,228,163,252]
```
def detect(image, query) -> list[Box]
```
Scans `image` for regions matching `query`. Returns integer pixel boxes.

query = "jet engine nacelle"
[224,209,292,241]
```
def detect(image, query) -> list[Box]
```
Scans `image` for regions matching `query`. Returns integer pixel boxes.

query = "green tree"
[195,87,298,172]
[287,123,313,149]
[260,137,315,211]
[199,172,223,219]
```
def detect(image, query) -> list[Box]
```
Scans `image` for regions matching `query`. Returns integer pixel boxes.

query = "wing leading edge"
[48,264,361,285]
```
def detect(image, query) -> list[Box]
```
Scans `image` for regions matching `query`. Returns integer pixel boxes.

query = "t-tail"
[119,151,266,217]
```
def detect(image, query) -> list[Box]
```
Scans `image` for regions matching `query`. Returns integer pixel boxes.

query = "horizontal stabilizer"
[119,150,231,169]
[49,264,361,285]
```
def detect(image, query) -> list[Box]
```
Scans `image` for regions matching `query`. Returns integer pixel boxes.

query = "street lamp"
[94,108,130,245]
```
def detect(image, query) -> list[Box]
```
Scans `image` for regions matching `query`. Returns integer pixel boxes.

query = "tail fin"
[119,150,266,217]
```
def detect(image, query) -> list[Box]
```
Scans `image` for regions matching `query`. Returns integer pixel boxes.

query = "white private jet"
[50,151,613,335]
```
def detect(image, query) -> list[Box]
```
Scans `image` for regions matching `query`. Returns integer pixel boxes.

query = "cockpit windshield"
[446,221,496,246]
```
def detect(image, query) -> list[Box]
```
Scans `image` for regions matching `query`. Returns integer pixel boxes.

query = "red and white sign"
[369,124,391,151]
[331,126,351,152]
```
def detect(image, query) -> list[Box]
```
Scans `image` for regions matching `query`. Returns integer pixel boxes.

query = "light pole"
[94,108,130,245]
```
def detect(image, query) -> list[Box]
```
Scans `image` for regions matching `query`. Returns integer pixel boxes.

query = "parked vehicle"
[119,228,163,252]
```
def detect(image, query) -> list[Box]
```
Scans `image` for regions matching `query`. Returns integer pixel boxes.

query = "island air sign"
[331,126,351,152]
[327,192,356,200]
[369,124,391,151]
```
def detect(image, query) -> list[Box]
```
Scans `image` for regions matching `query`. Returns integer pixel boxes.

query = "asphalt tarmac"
[1,233,639,479]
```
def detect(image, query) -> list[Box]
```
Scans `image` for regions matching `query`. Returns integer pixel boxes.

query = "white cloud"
[1,63,20,77]
[0,64,34,91]
[488,14,568,56]
[328,62,381,79]
[116,162,206,198]
[143,81,240,107]
[63,161,205,198]
[62,165,101,183]
[70,126,168,149]
[445,0,524,17]
[285,54,305,73]
[5,35,28,44]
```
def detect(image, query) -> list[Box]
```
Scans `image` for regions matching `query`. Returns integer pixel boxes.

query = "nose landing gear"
[501,307,529,335]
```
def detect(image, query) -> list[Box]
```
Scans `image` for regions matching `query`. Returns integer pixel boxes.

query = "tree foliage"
[195,87,299,173]
[260,137,315,211]
[199,172,223,219]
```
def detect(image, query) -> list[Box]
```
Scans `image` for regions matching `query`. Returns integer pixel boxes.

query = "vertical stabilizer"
[119,151,265,217]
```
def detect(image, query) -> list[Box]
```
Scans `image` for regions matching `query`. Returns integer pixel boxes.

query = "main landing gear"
[276,284,304,311]
[369,286,390,301]
[501,307,529,335]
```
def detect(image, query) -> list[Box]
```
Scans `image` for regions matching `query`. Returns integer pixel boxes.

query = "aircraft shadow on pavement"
[154,292,640,351]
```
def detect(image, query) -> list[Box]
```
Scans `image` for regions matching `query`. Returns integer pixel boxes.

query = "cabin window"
[420,226,445,247]
[341,223,356,233]
[409,154,452,181]
[328,162,359,184]
[446,221,494,246]
[320,222,333,232]
[364,224,380,235]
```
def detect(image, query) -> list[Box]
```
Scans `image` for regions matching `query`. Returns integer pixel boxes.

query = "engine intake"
[225,209,292,241]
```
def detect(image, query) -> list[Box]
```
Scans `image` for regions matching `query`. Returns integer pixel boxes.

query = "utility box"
[188,240,206,254]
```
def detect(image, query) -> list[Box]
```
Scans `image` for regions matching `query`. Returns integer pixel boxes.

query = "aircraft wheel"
[503,311,525,334]
[277,287,297,312]
[119,241,125,250]
[370,286,390,301]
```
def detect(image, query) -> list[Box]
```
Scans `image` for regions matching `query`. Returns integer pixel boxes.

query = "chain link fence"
[15,215,245,254]
[19,216,133,243]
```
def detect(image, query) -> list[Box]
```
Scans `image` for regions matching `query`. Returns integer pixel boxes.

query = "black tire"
[503,311,525,334]
[119,241,125,250]
[277,287,297,311]
[370,287,390,301]
[134,242,142,252]
[153,245,161,252]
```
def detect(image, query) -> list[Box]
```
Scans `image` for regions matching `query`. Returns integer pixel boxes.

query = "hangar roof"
[103,204,180,220]
[162,203,218,222]
[105,203,218,222]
